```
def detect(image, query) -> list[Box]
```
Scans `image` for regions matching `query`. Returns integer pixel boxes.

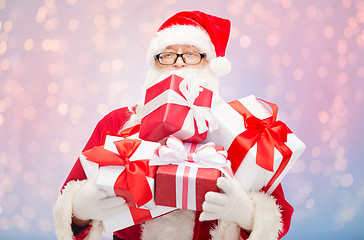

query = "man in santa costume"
[53,11,294,240]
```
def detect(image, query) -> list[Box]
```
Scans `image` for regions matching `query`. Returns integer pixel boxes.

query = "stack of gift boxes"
[79,74,306,233]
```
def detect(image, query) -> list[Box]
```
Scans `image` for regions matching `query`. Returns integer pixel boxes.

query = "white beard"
[122,66,224,130]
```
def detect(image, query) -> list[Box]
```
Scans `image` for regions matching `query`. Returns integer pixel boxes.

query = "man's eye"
[186,52,195,56]
[162,53,175,58]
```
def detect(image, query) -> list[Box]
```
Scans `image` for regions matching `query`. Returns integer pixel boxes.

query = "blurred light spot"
[59,141,70,153]
[23,171,37,185]
[112,59,123,71]
[36,6,48,23]
[3,20,12,32]
[69,104,84,119]
[290,159,305,174]
[289,8,300,20]
[336,146,346,157]
[58,103,68,115]
[342,0,351,8]
[344,27,353,39]
[44,18,59,31]
[312,146,321,158]
[22,206,36,219]
[341,173,353,187]
[106,0,124,9]
[321,130,331,142]
[46,96,56,108]
[318,66,328,78]
[68,19,79,32]
[67,0,77,4]
[97,103,109,115]
[100,61,111,73]
[300,48,310,60]
[335,157,348,171]
[239,35,251,48]
[139,21,153,34]
[12,215,27,229]
[354,89,363,103]
[337,72,348,84]
[1,58,10,71]
[293,68,303,80]
[42,39,60,52]
[281,54,292,67]
[337,56,347,69]
[48,82,58,94]
[307,6,318,18]
[109,15,122,28]
[286,91,296,103]
[337,40,347,55]
[38,218,53,232]
[40,186,54,200]
[0,114,3,126]
[305,198,315,209]
[94,14,106,27]
[0,41,7,54]
[357,11,364,23]
[329,137,338,149]
[244,13,255,26]
[24,39,34,51]
[331,174,341,187]
[319,110,329,124]
[309,160,323,173]
[323,26,334,38]
[23,106,37,120]
[281,0,292,8]
[266,33,279,47]
[0,0,6,10]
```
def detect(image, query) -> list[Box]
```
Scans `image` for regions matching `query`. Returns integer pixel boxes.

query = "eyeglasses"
[155,52,206,65]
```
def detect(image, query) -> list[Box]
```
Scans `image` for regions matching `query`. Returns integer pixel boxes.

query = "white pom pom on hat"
[147,11,231,77]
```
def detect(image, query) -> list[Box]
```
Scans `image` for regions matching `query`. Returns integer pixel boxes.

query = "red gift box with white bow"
[79,126,176,233]
[139,74,217,143]
[149,136,233,211]
[205,95,306,194]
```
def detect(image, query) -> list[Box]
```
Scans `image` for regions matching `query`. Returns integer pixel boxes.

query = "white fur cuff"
[247,191,283,240]
[53,180,103,240]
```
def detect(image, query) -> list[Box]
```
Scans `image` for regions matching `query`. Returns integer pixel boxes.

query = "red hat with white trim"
[147,11,231,76]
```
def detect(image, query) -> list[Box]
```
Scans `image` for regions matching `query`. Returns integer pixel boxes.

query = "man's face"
[155,44,207,70]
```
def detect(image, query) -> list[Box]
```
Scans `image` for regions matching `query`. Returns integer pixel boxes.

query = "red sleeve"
[240,184,294,239]
[61,107,133,190]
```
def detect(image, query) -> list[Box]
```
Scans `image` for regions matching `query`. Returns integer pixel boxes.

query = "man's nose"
[173,55,186,68]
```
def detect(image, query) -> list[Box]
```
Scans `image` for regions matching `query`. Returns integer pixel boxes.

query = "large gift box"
[205,95,306,194]
[139,74,217,143]
[149,136,233,211]
[80,126,176,233]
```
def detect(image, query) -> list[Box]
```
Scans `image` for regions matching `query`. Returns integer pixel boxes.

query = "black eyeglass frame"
[155,52,206,65]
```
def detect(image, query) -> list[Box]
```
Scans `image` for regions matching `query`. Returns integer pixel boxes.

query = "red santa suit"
[53,107,294,240]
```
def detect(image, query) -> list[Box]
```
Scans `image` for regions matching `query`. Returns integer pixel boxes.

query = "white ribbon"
[149,136,233,178]
[142,78,217,135]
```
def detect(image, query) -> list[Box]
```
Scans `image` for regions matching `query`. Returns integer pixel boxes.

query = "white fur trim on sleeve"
[210,191,282,240]
[247,191,283,240]
[53,180,103,240]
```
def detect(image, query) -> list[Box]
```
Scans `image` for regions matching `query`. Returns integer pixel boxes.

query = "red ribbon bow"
[83,137,154,208]
[227,99,293,192]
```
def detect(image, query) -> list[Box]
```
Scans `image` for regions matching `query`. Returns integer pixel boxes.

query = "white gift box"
[80,134,176,233]
[205,95,306,194]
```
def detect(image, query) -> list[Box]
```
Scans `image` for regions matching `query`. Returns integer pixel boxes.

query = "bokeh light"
[0,0,364,239]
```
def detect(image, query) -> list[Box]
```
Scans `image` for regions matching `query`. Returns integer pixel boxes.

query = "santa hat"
[147,11,231,77]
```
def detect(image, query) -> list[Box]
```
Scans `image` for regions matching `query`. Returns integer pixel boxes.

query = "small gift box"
[80,126,176,232]
[205,95,306,194]
[139,74,217,143]
[149,136,233,211]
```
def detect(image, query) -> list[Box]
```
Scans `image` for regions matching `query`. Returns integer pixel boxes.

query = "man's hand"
[200,177,254,230]
[73,177,127,223]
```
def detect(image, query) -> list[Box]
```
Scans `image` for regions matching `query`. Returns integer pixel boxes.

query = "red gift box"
[155,164,220,211]
[139,74,216,143]
[149,136,233,211]
[80,126,176,232]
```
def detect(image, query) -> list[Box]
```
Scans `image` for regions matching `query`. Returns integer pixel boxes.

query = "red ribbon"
[101,124,140,144]
[83,137,153,208]
[227,99,293,192]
